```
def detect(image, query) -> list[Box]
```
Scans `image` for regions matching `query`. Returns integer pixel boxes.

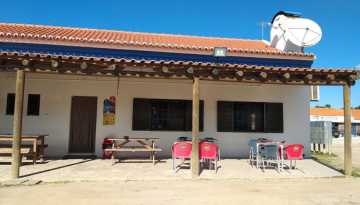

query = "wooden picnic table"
[105,138,162,165]
[0,134,48,164]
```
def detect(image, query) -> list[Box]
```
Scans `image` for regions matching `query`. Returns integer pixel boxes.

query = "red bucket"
[102,138,113,159]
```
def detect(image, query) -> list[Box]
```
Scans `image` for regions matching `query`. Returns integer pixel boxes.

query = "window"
[27,94,40,115]
[6,93,15,115]
[151,100,186,130]
[339,124,344,132]
[234,102,264,132]
[218,101,283,133]
[132,98,204,131]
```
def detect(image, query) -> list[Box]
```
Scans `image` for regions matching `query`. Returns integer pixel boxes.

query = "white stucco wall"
[0,72,311,158]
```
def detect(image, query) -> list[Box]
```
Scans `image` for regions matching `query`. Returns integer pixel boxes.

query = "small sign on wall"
[103,96,116,125]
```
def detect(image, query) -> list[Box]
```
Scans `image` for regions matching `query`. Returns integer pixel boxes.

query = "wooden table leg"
[150,141,154,161]
[153,152,155,165]
[40,136,44,162]
[152,141,155,165]
[111,141,115,165]
[112,151,115,165]
[32,139,37,164]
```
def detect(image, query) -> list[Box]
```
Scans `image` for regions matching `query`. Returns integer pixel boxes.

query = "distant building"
[310,108,360,136]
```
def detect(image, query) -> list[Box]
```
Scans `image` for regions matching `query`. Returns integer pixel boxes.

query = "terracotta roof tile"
[310,108,345,116]
[310,108,360,120]
[0,23,317,57]
[353,109,360,120]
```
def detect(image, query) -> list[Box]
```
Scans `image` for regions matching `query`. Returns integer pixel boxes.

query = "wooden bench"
[0,148,33,164]
[106,138,162,165]
[106,146,162,152]
[105,146,162,165]
[0,144,49,149]
[0,144,48,158]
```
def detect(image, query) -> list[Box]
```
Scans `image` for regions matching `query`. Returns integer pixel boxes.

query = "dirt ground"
[332,137,360,167]
[1,178,360,205]
[1,138,359,205]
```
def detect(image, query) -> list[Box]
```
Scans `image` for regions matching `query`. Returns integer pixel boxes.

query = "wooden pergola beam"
[1,55,358,75]
[0,66,355,86]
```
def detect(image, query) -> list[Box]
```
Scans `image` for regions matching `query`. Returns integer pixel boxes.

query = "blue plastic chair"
[248,140,259,167]
[258,144,280,173]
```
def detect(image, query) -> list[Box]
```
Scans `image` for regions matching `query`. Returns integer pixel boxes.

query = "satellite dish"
[286,18,322,47]
[269,11,322,52]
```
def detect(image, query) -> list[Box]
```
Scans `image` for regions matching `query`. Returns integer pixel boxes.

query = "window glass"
[6,93,15,115]
[218,101,282,133]
[133,98,204,132]
[151,100,186,131]
[339,124,344,132]
[27,94,40,116]
[234,102,264,132]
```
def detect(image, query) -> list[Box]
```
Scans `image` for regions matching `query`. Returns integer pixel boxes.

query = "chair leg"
[198,160,200,175]
[249,149,252,165]
[215,159,217,174]
[252,150,254,166]
[278,158,281,172]
[262,159,265,173]
[173,157,176,173]
[289,160,292,173]
[218,147,221,162]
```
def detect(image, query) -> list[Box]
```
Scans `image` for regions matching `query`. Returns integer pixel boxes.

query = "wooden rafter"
[0,56,358,86]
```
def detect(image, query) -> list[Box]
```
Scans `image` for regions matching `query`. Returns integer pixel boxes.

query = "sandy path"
[1,178,360,205]
[332,138,360,167]
[1,138,359,205]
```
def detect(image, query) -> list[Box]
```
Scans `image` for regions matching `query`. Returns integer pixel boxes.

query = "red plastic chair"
[199,142,219,173]
[172,142,192,173]
[282,144,305,173]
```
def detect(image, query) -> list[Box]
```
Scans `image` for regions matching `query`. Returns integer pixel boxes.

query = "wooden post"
[343,83,352,176]
[191,77,200,178]
[11,70,25,179]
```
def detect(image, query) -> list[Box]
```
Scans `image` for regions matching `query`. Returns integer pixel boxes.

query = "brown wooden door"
[69,96,97,153]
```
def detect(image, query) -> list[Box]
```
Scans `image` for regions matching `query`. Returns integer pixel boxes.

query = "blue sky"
[1,0,359,108]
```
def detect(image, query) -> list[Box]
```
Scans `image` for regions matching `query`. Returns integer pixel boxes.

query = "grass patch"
[311,151,360,177]
[311,151,342,170]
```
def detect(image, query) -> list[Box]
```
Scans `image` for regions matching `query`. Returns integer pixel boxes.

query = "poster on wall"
[103,96,116,125]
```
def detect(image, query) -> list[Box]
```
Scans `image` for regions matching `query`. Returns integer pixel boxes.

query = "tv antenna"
[256,21,269,40]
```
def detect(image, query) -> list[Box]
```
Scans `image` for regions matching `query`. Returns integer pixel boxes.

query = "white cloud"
[355,63,360,70]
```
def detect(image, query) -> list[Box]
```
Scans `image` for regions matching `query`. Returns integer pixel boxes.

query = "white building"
[0,21,358,160]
